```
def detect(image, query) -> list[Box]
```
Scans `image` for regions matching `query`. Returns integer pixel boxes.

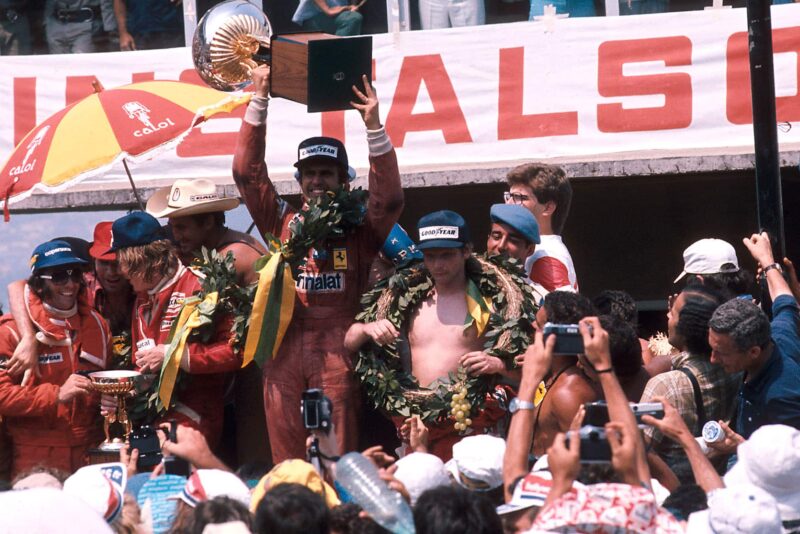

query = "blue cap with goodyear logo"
[30,239,88,273]
[382,224,423,266]
[417,210,471,250]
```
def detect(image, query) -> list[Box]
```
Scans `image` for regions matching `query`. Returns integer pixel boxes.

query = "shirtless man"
[531,291,599,457]
[146,178,266,286]
[346,210,513,460]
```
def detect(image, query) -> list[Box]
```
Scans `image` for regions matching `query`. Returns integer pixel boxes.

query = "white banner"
[1,5,800,195]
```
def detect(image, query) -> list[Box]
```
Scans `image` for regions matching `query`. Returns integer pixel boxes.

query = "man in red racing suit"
[232,66,403,462]
[0,240,110,477]
[111,212,242,449]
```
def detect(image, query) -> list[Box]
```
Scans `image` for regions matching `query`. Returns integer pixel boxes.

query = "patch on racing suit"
[295,271,345,294]
[161,292,187,332]
[39,353,64,364]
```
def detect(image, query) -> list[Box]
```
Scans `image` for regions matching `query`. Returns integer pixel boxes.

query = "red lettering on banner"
[385,54,472,147]
[177,68,246,158]
[597,37,692,132]
[65,76,101,106]
[13,77,36,146]
[497,47,578,140]
[321,59,377,142]
[726,28,800,125]
[132,72,156,83]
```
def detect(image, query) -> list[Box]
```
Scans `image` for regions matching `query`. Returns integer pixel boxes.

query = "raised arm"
[502,330,553,502]
[351,75,404,245]
[580,317,651,488]
[232,65,290,239]
[744,232,793,300]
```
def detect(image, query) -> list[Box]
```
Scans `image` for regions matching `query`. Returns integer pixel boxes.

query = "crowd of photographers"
[1,71,800,533]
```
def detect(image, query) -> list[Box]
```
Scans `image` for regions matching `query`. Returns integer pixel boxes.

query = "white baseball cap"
[674,238,740,284]
[62,462,127,524]
[496,471,553,516]
[393,453,452,505]
[173,469,251,508]
[724,424,800,521]
[686,484,782,534]
[445,434,506,491]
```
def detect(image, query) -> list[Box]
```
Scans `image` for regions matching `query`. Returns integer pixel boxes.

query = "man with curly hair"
[109,212,241,448]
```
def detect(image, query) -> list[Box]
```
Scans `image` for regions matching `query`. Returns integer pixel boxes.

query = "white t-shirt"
[525,234,579,292]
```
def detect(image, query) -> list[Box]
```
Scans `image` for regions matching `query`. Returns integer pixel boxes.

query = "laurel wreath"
[258,186,368,275]
[354,254,538,425]
[125,248,255,422]
[123,187,369,422]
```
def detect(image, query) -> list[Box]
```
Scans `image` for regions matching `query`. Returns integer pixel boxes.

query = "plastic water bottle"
[335,452,416,534]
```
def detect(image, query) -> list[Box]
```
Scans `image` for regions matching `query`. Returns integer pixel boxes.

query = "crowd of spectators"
[0,61,799,534]
[3,0,797,56]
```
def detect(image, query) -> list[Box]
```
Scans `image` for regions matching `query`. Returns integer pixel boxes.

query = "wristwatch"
[509,397,536,414]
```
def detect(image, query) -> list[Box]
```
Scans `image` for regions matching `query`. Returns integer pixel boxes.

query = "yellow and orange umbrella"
[0,80,251,221]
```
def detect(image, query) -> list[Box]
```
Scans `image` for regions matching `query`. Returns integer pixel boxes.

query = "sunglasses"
[39,268,83,285]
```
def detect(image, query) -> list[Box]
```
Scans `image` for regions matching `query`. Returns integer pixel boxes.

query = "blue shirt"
[125,0,182,35]
[735,295,800,439]
[292,0,349,24]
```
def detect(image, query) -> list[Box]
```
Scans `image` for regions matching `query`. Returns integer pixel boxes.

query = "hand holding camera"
[578,317,612,371]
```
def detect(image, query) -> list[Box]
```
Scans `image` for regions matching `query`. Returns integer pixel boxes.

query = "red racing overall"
[0,286,109,477]
[130,265,241,448]
[233,119,403,462]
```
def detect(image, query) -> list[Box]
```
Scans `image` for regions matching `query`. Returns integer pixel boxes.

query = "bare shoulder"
[220,229,267,255]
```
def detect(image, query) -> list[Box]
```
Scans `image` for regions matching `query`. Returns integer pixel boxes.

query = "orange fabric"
[0,288,110,476]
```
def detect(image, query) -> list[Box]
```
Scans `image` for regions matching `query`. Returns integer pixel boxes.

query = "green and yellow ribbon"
[159,291,218,409]
[464,278,493,337]
[242,253,296,368]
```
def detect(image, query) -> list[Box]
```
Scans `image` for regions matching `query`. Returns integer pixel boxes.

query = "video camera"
[301,388,333,435]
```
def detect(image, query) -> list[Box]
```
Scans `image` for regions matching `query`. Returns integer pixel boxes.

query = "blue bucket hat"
[382,224,423,266]
[417,210,471,250]
[30,239,88,274]
[107,212,164,253]
[490,204,540,244]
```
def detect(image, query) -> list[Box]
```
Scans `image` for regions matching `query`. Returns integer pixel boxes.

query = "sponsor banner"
[1,5,800,199]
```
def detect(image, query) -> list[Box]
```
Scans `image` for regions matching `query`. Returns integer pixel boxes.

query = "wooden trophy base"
[270,32,373,112]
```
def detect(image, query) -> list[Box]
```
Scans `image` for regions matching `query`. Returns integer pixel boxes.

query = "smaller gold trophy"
[89,370,141,451]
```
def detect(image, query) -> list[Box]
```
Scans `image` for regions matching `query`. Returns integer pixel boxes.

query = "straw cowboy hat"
[146,178,240,218]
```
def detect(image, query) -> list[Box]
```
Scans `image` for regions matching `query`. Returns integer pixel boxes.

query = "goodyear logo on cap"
[299,144,338,160]
[419,226,459,241]
[44,247,72,257]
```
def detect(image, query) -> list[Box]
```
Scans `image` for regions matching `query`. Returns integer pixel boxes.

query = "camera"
[162,420,191,478]
[129,425,162,470]
[301,389,333,434]
[565,426,612,463]
[630,402,664,424]
[581,401,665,427]
[542,323,584,355]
